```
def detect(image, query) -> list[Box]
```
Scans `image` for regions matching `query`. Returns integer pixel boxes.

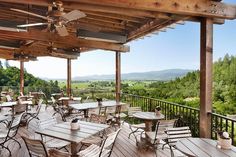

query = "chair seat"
[77,144,110,157]
[146,132,167,143]
[119,113,127,118]
[81,136,103,145]
[131,123,145,129]
[46,139,70,149]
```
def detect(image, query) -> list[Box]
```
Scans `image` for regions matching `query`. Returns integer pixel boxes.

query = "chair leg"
[170,146,174,157]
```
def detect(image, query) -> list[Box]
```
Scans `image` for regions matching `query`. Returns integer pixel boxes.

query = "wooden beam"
[67,58,72,98]
[115,51,121,102]
[77,0,236,19]
[19,45,79,59]
[0,30,129,52]
[200,18,213,138]
[0,0,166,18]
[77,29,127,43]
[0,48,14,59]
[84,11,145,23]
[20,60,24,94]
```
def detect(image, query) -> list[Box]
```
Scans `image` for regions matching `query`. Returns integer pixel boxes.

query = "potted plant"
[155,106,161,116]
[217,130,232,149]
[71,118,80,130]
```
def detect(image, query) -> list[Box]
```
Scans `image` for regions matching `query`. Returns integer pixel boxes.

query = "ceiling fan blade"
[17,23,48,28]
[55,25,69,36]
[10,8,48,20]
[61,10,86,22]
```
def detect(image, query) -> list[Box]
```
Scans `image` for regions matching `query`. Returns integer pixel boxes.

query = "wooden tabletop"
[58,97,82,101]
[69,100,126,110]
[176,138,236,157]
[0,101,33,107]
[35,120,109,143]
[0,101,17,107]
[132,112,165,120]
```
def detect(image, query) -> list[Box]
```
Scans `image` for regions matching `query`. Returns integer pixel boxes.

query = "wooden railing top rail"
[208,112,236,122]
[121,93,200,111]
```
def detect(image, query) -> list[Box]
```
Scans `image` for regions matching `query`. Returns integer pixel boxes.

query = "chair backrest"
[120,103,130,112]
[89,114,107,124]
[105,106,116,115]
[158,119,177,132]
[88,107,100,116]
[35,99,43,115]
[100,129,121,157]
[165,126,192,146]
[21,136,48,157]
[6,112,25,139]
[48,149,71,157]
[5,94,13,102]
[128,106,142,116]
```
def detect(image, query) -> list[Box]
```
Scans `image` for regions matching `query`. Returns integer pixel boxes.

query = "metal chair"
[127,107,145,143]
[0,112,25,156]
[26,99,43,127]
[22,136,49,157]
[144,119,177,155]
[51,96,67,121]
[163,126,192,157]
[77,128,121,157]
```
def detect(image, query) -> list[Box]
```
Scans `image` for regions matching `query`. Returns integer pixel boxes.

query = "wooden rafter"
[0,30,129,52]
[77,0,236,19]
[2,0,236,19]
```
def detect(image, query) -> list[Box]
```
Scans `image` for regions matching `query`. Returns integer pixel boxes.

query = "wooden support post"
[67,58,72,98]
[115,51,121,102]
[200,18,213,138]
[20,60,24,94]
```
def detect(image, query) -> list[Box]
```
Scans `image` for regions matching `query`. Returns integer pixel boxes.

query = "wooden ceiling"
[0,0,235,60]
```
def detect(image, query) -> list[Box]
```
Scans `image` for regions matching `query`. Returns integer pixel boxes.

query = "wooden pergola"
[0,0,235,138]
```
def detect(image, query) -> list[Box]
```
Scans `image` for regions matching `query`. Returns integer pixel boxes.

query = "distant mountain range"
[71,69,193,81]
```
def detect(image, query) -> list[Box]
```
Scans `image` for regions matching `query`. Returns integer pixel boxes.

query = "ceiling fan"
[10,1,86,36]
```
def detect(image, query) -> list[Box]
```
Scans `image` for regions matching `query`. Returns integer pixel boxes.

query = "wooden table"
[0,101,32,114]
[176,138,236,157]
[132,112,164,131]
[69,100,126,118]
[35,121,109,157]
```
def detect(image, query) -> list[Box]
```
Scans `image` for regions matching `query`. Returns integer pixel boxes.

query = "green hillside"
[0,63,60,97]
[123,54,236,115]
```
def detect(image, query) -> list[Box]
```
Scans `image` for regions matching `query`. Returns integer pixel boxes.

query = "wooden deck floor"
[0,105,184,157]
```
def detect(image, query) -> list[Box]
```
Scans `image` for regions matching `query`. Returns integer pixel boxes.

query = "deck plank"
[0,105,174,157]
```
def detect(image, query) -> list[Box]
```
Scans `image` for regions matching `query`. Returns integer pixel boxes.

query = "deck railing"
[210,112,236,145]
[120,93,236,145]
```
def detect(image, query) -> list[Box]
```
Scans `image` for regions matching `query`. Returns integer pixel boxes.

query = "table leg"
[12,106,15,115]
[71,142,78,157]
[145,120,152,132]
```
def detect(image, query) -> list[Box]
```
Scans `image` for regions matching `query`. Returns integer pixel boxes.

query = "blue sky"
[8,0,236,79]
